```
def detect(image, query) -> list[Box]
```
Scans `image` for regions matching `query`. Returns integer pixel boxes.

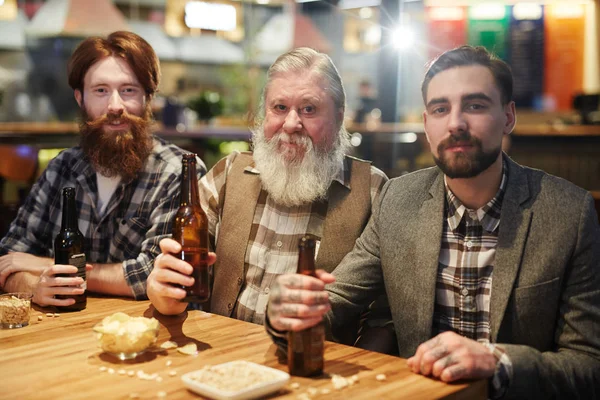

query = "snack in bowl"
[181,360,290,400]
[93,312,159,360]
[0,292,33,329]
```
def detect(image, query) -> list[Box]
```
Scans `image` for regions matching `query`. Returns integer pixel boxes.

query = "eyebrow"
[268,95,322,104]
[426,92,494,109]
[425,97,448,109]
[462,92,493,103]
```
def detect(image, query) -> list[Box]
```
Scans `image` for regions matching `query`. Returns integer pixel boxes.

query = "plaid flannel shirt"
[198,151,388,325]
[0,137,206,299]
[434,161,512,398]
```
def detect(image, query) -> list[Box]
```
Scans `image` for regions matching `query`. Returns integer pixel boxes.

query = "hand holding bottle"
[33,263,93,307]
[147,238,217,315]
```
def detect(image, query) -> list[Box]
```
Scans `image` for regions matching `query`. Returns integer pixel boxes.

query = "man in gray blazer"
[266,46,600,399]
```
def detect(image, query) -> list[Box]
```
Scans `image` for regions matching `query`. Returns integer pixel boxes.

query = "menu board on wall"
[543,4,585,111]
[467,5,510,61]
[426,7,467,60]
[510,5,544,109]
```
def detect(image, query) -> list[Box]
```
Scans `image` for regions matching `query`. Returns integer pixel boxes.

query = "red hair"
[67,31,160,97]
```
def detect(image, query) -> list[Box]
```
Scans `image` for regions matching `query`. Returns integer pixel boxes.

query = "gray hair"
[252,47,348,142]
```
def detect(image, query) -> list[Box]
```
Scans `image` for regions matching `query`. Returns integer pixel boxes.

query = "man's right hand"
[0,252,53,288]
[34,264,85,307]
[146,238,216,315]
[267,270,335,332]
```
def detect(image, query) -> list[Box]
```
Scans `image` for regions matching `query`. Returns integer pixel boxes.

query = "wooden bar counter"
[0,297,486,400]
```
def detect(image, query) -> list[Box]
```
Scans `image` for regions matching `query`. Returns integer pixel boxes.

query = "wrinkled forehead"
[265,70,329,98]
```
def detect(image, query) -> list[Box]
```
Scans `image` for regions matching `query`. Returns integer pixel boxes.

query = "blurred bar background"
[0,0,599,235]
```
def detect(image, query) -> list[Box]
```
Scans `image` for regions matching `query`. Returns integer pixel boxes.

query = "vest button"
[237,277,243,286]
[227,303,233,310]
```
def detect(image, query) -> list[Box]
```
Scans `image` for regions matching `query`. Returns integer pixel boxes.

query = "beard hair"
[433,131,501,179]
[79,103,154,183]
[252,127,349,207]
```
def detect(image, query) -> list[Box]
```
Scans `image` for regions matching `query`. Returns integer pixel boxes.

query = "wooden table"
[0,297,486,400]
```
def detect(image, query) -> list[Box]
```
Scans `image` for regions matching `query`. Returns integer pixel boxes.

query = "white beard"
[252,129,346,207]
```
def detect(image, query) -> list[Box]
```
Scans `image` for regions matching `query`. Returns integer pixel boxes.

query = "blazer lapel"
[412,172,445,343]
[490,157,532,342]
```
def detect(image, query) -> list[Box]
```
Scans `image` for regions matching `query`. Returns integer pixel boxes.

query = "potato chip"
[160,341,178,350]
[177,343,198,355]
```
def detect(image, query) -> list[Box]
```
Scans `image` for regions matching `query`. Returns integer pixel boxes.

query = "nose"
[107,90,125,115]
[282,109,302,134]
[447,108,467,135]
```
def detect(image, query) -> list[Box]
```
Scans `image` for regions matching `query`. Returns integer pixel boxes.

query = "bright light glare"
[350,132,362,147]
[398,132,417,143]
[185,2,236,31]
[513,4,542,20]
[551,4,584,19]
[429,7,464,21]
[256,0,269,4]
[359,7,373,19]
[469,4,506,20]
[364,25,381,46]
[392,26,415,50]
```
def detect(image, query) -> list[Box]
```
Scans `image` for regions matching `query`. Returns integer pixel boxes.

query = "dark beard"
[79,105,153,183]
[434,132,501,179]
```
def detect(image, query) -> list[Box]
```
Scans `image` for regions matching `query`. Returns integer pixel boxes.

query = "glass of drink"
[0,292,33,329]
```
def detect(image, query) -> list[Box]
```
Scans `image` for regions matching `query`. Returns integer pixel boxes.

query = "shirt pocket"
[113,216,148,259]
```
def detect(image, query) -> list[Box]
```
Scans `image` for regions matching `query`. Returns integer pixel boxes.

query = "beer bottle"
[54,187,87,311]
[288,235,324,377]
[172,154,210,303]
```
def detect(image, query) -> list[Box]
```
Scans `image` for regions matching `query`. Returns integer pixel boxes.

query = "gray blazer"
[326,156,600,399]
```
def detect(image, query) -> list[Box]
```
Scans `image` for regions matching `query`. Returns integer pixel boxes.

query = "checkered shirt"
[434,161,512,398]
[0,137,206,299]
[198,151,388,325]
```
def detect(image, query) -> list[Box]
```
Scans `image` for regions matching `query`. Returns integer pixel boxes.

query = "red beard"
[79,105,153,182]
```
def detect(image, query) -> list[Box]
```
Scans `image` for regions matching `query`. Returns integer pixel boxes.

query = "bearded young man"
[0,31,205,306]
[146,48,394,352]
[266,46,600,399]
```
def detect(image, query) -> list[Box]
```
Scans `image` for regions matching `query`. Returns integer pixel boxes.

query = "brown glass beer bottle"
[288,235,324,377]
[54,187,87,311]
[172,154,210,303]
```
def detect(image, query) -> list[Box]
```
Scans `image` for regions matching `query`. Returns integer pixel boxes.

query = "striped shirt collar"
[444,159,508,233]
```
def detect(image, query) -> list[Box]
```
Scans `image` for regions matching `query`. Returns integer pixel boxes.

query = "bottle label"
[69,253,86,290]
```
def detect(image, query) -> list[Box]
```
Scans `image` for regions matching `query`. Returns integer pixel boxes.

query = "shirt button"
[264,287,270,294]
[237,277,243,286]
[276,241,283,248]
[466,241,473,249]
[461,287,469,296]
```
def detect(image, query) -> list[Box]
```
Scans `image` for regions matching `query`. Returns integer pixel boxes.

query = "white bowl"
[181,360,290,400]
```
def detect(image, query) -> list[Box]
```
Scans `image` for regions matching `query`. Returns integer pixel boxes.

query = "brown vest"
[210,152,372,318]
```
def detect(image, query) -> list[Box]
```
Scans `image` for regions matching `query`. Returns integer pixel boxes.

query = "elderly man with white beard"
[146,47,394,352]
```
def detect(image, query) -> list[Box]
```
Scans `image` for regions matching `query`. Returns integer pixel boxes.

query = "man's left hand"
[407,331,496,382]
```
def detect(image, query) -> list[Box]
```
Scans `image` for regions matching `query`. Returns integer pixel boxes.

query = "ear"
[503,101,516,135]
[74,89,83,107]
[422,110,431,144]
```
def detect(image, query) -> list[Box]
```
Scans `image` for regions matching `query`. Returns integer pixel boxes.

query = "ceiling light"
[392,26,415,51]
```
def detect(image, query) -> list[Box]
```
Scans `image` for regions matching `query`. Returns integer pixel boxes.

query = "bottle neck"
[61,195,78,231]
[180,158,200,207]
